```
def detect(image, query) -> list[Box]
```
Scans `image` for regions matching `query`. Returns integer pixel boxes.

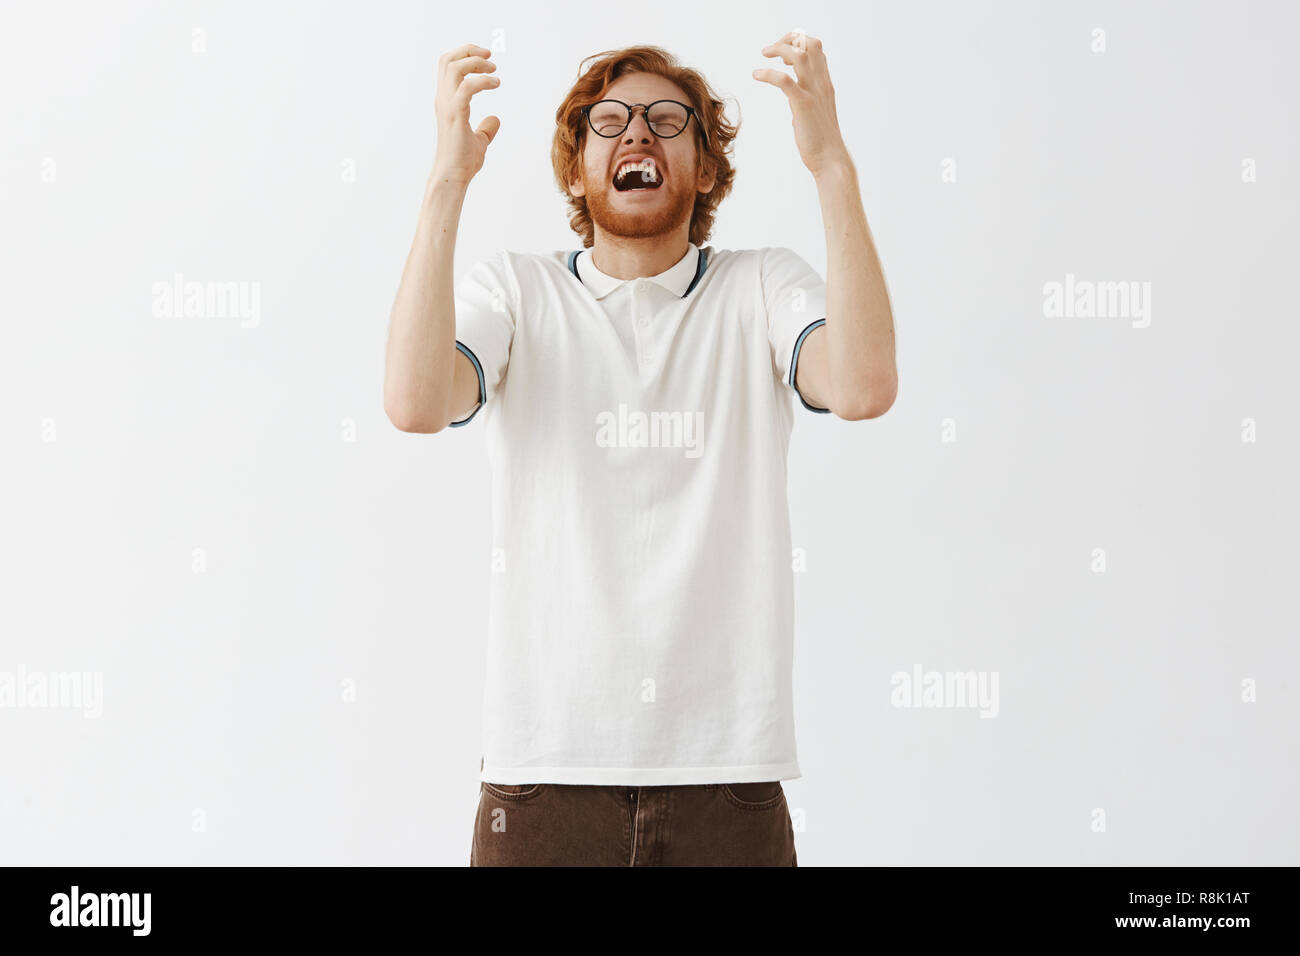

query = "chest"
[514,280,767,395]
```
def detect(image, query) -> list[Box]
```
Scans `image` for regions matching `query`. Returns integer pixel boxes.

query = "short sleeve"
[761,246,830,414]
[449,250,517,427]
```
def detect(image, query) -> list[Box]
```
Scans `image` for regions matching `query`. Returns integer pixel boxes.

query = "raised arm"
[754,32,897,420]
[383,43,501,433]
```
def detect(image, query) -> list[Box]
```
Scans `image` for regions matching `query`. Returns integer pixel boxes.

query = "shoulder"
[703,246,812,274]
[496,248,584,287]
[757,246,816,269]
[698,245,763,278]
[696,248,807,298]
[464,248,579,292]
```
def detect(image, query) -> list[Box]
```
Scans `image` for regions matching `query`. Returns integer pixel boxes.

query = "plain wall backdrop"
[2,0,1297,865]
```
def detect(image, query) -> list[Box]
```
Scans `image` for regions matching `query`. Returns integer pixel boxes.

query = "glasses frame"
[580,98,697,139]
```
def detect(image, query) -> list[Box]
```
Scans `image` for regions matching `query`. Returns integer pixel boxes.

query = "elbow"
[834,380,897,421]
[383,393,447,434]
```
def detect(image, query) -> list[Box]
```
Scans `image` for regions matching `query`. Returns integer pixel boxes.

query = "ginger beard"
[580,155,699,242]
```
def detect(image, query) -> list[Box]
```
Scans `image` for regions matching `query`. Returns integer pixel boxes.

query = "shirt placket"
[632,279,654,378]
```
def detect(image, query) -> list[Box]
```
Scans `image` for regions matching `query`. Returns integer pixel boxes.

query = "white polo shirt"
[450,241,829,786]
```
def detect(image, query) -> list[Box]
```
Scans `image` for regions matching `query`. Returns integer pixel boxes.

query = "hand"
[431,43,501,185]
[753,32,850,178]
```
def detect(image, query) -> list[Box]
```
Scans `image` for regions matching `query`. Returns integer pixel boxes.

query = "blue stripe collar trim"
[568,247,708,298]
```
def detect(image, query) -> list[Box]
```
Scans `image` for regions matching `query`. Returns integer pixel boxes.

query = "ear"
[568,161,586,198]
[696,157,717,195]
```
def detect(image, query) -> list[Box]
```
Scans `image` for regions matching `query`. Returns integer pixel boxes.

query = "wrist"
[419,176,469,242]
[811,149,856,186]
[424,168,472,201]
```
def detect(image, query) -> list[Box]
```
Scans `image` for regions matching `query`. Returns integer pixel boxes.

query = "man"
[383,35,896,866]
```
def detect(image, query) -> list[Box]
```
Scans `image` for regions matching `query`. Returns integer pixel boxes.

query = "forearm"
[814,157,897,417]
[383,174,469,431]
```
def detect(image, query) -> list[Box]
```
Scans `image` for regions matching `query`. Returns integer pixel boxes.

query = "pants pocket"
[719,781,785,810]
[482,781,546,801]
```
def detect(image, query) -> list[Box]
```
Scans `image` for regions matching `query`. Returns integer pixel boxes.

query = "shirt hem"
[480,761,802,786]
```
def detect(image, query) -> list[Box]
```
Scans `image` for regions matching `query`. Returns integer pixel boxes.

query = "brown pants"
[470,781,798,866]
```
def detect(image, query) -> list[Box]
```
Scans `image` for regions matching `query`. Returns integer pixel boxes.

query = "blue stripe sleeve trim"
[449,340,486,427]
[790,318,831,414]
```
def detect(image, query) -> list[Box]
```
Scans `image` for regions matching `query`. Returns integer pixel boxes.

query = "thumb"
[476,115,501,146]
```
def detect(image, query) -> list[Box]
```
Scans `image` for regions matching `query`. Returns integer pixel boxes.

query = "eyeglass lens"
[588,101,689,137]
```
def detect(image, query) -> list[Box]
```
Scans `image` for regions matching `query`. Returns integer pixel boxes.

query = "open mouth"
[613,158,663,192]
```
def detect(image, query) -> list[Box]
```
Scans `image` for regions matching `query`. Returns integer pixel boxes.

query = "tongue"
[617,166,660,191]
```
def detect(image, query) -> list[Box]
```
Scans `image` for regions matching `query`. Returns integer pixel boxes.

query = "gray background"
[2,0,1297,865]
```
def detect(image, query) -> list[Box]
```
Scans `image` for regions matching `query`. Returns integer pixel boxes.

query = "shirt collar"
[570,243,704,300]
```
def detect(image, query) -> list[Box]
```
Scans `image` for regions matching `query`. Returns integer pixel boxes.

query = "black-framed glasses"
[581,99,696,139]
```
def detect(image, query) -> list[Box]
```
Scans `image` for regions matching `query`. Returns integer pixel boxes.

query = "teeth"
[616,158,658,182]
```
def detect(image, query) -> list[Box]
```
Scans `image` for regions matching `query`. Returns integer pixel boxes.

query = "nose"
[623,107,657,144]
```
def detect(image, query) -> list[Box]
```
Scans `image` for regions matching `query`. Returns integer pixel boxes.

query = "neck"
[589,228,691,280]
